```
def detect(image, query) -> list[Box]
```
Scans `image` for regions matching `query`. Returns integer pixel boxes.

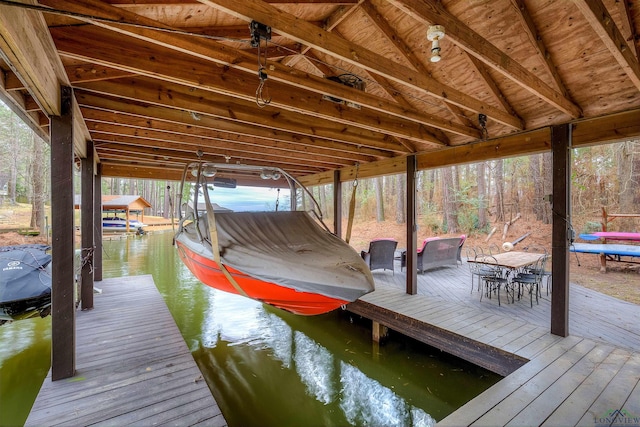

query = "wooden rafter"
[466,55,519,117]
[355,4,452,143]
[198,0,524,129]
[86,123,358,168]
[75,92,393,159]
[509,0,573,99]
[386,0,583,118]
[74,77,408,153]
[51,25,452,147]
[613,0,640,60]
[574,0,640,90]
[41,0,478,140]
[80,108,377,164]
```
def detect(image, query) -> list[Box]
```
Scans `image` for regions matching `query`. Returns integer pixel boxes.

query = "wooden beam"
[550,123,571,337]
[93,162,103,282]
[299,108,640,185]
[41,0,480,138]
[76,95,391,160]
[87,126,350,168]
[81,109,376,164]
[572,108,640,147]
[74,77,407,153]
[93,137,324,173]
[333,170,342,237]
[509,0,572,99]
[51,25,468,143]
[406,155,417,295]
[466,55,520,118]
[0,0,61,115]
[0,88,50,141]
[100,163,186,180]
[50,86,75,380]
[0,0,91,155]
[198,0,524,129]
[81,139,94,310]
[418,128,552,169]
[386,0,582,118]
[574,0,640,91]
[613,0,640,61]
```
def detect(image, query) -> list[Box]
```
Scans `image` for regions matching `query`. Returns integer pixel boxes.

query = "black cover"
[0,244,52,321]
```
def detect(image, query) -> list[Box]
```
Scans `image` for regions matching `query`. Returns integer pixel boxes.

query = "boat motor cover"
[0,244,52,304]
[182,211,375,302]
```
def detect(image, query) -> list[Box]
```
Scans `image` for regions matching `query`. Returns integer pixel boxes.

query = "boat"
[0,244,52,323]
[173,161,375,315]
[102,216,146,231]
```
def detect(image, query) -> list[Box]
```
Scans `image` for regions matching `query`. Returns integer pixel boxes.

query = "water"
[0,231,501,426]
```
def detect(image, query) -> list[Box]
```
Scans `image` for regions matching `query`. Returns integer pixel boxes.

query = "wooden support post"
[50,86,75,380]
[333,170,342,237]
[93,163,103,281]
[372,321,388,343]
[81,140,94,310]
[551,123,571,337]
[406,155,418,295]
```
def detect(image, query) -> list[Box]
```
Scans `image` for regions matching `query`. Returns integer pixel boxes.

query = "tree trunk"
[30,134,46,231]
[395,174,406,224]
[494,159,505,222]
[442,167,459,233]
[530,154,543,220]
[477,161,487,229]
[375,176,384,222]
[542,152,553,224]
[617,141,640,229]
[7,115,18,205]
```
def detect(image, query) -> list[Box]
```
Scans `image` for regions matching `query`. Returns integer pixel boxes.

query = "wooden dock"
[348,261,640,426]
[25,275,227,427]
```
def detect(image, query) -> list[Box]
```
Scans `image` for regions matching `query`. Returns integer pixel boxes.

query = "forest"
[1,100,639,239]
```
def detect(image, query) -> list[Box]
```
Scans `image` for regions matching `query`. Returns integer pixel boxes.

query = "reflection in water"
[0,315,51,427]
[294,332,335,405]
[340,362,434,426]
[1,231,500,427]
[196,280,435,426]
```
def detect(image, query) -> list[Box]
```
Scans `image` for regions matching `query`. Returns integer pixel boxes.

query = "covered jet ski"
[0,244,52,322]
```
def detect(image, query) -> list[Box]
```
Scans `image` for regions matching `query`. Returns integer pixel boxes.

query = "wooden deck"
[347,260,640,426]
[25,275,227,427]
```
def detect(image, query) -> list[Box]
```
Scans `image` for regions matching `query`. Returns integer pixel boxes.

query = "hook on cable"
[251,21,272,107]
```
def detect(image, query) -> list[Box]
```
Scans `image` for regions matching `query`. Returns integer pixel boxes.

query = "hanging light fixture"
[427,25,446,63]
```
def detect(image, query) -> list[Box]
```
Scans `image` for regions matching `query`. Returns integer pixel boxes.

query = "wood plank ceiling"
[1,0,639,183]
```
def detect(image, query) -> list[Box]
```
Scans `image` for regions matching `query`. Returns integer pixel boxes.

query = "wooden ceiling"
[1,0,640,184]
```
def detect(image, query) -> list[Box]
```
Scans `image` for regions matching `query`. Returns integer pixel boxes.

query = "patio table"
[470,251,545,270]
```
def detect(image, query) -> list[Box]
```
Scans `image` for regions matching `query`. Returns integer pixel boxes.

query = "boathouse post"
[50,86,76,380]
[93,163,103,281]
[406,155,418,295]
[80,140,94,310]
[551,123,571,337]
[333,170,342,237]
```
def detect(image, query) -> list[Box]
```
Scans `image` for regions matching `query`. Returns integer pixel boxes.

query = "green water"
[0,232,501,426]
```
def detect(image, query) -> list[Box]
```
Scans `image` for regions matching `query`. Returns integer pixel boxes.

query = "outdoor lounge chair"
[361,238,398,273]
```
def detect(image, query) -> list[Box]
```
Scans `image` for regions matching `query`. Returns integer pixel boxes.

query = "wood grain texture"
[26,275,227,427]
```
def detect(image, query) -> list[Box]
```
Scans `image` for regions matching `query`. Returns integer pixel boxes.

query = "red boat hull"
[175,240,349,315]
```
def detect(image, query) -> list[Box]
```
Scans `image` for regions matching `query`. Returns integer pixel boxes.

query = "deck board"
[26,275,226,427]
[350,259,640,426]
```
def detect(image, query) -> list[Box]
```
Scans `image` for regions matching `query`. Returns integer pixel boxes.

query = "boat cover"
[0,244,52,319]
[180,211,374,302]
